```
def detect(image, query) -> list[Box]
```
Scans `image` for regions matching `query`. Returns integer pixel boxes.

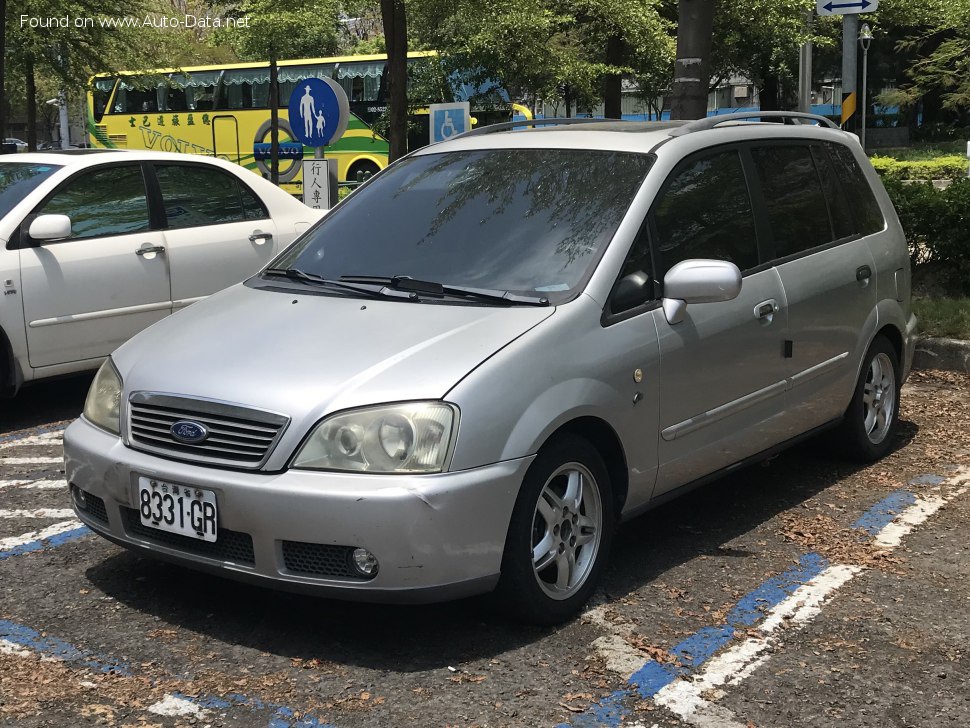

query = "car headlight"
[83,359,122,435]
[292,402,457,474]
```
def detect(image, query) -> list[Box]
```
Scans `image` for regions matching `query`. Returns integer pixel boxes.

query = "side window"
[751,145,831,257]
[38,165,150,239]
[155,165,264,229]
[240,182,268,221]
[652,150,759,276]
[827,143,884,236]
[811,146,854,240]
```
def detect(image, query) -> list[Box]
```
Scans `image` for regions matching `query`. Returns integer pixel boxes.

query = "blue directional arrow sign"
[817,0,877,15]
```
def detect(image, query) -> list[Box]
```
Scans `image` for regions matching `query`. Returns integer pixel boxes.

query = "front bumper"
[64,417,532,603]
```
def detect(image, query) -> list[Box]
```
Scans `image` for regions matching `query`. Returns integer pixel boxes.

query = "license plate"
[137,477,217,542]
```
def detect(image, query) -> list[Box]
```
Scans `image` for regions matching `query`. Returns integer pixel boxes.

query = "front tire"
[836,335,901,461]
[496,435,614,625]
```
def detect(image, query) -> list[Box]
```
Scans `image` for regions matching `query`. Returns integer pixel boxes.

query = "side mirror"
[611,271,654,314]
[28,214,72,242]
[662,259,742,325]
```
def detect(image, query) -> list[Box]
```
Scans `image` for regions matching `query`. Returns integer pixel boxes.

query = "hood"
[114,282,554,427]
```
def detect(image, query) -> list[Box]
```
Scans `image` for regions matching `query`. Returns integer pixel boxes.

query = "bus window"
[335,61,384,103]
[114,81,160,114]
[161,81,189,112]
[222,68,270,109]
[278,64,336,106]
[170,70,223,111]
[92,77,115,122]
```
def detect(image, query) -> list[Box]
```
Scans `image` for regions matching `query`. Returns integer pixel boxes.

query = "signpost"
[287,77,350,209]
[816,0,877,15]
[429,102,471,144]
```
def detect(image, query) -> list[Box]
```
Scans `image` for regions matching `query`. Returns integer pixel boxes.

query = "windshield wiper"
[262,268,390,299]
[339,275,551,306]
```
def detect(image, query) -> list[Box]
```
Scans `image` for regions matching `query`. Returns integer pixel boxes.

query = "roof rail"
[668,111,840,136]
[457,117,610,138]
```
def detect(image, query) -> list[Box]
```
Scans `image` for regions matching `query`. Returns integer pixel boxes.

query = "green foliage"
[884,178,970,294]
[217,0,341,60]
[912,297,970,339]
[871,156,969,181]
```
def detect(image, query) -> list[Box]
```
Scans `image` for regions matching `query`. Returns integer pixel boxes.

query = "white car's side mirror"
[662,259,742,325]
[28,214,72,242]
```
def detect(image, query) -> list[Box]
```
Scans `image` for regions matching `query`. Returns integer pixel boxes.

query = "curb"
[913,337,970,374]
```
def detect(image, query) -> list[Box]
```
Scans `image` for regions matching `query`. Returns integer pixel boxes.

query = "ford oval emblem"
[170,420,209,444]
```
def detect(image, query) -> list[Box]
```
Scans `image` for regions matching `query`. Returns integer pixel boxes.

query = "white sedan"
[0,150,323,393]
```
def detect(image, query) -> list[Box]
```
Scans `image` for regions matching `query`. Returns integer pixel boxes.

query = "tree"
[670,0,715,119]
[380,0,407,161]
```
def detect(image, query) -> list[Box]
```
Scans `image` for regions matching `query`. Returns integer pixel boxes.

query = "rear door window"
[155,165,267,228]
[751,145,831,258]
[651,149,759,275]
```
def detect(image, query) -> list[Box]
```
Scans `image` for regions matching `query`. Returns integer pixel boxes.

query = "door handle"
[135,245,166,256]
[249,231,273,244]
[755,299,779,321]
[856,265,872,281]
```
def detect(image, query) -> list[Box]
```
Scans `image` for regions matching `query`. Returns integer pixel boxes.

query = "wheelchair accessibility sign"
[430,102,471,144]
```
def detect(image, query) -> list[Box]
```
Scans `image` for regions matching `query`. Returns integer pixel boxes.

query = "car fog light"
[352,547,379,577]
[72,485,86,508]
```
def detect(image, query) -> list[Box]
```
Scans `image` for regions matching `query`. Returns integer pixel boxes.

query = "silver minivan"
[65,113,916,624]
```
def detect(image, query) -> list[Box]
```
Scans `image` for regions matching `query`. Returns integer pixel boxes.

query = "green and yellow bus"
[88,51,531,196]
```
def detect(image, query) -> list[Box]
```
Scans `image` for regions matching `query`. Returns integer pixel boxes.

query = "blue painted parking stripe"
[0,525,91,560]
[852,490,917,535]
[0,423,67,444]
[0,620,334,727]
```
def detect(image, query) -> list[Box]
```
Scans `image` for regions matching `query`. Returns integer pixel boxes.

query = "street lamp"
[859,23,873,151]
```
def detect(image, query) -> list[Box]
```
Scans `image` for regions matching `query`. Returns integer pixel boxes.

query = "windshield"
[0,163,60,219]
[271,148,653,303]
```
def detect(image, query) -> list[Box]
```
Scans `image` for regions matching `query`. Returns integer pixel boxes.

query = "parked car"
[64,113,916,624]
[0,151,322,393]
[4,138,28,151]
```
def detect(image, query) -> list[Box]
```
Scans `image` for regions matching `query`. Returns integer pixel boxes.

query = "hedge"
[871,155,968,182]
[883,178,970,294]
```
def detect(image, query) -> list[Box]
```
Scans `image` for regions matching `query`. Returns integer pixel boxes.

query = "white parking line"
[0,509,76,519]
[0,457,62,466]
[0,432,63,448]
[0,479,66,491]
[0,520,84,551]
[148,695,209,718]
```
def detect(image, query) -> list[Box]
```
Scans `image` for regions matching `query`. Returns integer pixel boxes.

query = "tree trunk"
[269,50,279,185]
[0,0,7,142]
[25,56,37,151]
[759,73,779,111]
[603,35,623,119]
[670,0,715,120]
[381,0,408,161]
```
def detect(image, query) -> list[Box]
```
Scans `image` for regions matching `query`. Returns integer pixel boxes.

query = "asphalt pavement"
[1,369,968,727]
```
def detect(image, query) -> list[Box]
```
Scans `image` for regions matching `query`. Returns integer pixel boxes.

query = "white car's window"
[155,164,267,230]
[652,150,758,275]
[39,165,150,239]
[0,162,60,218]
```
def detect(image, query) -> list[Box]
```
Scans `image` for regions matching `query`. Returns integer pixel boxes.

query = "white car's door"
[19,163,172,369]
[153,163,279,309]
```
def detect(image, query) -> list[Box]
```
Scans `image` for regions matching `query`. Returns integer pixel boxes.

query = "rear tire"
[495,434,614,625]
[835,335,900,461]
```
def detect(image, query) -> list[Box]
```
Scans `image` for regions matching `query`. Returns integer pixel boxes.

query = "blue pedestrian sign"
[430,102,471,144]
[287,77,350,148]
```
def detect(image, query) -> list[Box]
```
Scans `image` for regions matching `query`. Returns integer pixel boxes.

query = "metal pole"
[860,46,868,151]
[841,14,859,132]
[798,8,814,113]
[58,91,70,148]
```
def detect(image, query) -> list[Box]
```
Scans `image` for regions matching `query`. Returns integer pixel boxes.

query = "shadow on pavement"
[0,374,92,435]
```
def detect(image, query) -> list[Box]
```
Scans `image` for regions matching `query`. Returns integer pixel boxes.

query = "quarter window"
[38,165,150,239]
[652,150,759,275]
[827,143,884,236]
[155,165,267,229]
[812,146,854,240]
[751,145,831,257]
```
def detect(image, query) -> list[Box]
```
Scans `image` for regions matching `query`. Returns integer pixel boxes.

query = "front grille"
[72,485,108,525]
[281,541,364,580]
[121,507,255,566]
[127,392,288,469]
